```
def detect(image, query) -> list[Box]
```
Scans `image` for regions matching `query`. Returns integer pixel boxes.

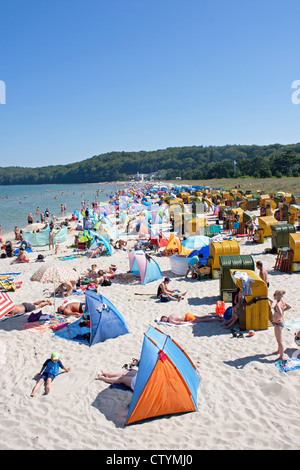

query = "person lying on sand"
[57,301,85,316]
[88,243,104,258]
[160,312,223,325]
[6,299,52,317]
[96,369,137,391]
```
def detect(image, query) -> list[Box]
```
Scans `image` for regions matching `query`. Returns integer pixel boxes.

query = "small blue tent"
[54,291,129,346]
[83,230,114,256]
[125,326,200,425]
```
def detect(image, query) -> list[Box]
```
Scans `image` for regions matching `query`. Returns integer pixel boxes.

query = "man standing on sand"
[256,261,269,287]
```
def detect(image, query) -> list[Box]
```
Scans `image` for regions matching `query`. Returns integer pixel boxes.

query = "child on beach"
[269,290,291,361]
[30,352,71,397]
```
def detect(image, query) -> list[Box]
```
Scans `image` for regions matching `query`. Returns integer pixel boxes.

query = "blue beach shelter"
[125,326,200,425]
[55,291,129,346]
[128,251,162,285]
[187,244,210,265]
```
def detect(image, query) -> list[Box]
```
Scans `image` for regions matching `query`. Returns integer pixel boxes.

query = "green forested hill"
[1,143,300,185]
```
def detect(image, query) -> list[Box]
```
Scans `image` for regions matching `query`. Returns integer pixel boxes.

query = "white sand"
[0,217,300,450]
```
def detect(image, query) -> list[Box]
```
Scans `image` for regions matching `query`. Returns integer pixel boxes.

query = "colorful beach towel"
[22,317,68,332]
[275,357,300,373]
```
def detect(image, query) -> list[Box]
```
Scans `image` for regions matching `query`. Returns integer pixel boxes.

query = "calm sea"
[0,182,124,237]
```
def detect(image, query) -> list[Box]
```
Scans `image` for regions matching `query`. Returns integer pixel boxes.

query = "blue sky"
[0,0,299,168]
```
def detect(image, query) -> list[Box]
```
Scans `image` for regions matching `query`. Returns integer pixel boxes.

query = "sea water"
[0,182,124,237]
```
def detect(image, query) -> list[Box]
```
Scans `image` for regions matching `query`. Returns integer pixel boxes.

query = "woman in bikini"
[49,227,55,250]
[269,290,291,361]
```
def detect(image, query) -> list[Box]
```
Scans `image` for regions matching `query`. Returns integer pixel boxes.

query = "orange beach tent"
[125,326,200,425]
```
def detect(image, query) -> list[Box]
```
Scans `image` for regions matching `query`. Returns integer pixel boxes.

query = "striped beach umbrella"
[0,292,15,320]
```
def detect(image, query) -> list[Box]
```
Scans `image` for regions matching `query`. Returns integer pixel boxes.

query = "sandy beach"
[0,207,300,451]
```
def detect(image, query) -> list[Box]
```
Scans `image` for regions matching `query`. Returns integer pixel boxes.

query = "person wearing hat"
[157,277,186,301]
[30,352,71,397]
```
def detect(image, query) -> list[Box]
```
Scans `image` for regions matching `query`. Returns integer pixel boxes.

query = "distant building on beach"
[128,170,167,181]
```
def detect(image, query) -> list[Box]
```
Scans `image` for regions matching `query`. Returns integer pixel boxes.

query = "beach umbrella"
[0,292,15,320]
[31,265,79,309]
[22,222,46,232]
[181,235,210,250]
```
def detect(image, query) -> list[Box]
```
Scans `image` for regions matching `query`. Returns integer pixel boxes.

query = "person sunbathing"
[57,301,85,316]
[160,312,223,325]
[86,264,98,280]
[6,299,52,317]
[96,369,137,390]
[88,243,104,258]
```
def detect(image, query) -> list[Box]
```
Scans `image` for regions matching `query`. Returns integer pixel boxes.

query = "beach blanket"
[275,358,300,373]
[57,255,84,261]
[284,318,300,332]
[0,273,21,279]
[53,320,90,345]
[22,317,68,332]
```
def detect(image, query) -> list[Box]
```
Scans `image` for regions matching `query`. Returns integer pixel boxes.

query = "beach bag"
[101,279,112,286]
[28,311,42,322]
[215,301,225,315]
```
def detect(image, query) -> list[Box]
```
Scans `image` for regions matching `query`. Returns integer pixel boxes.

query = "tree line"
[0,143,300,185]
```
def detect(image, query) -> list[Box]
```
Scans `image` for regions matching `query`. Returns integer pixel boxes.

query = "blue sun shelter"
[125,326,200,425]
[55,291,129,346]
[129,251,162,285]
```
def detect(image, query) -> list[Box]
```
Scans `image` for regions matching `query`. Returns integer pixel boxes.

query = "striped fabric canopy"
[0,292,15,319]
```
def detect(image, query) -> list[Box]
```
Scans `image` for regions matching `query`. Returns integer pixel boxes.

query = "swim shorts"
[40,372,55,381]
[22,302,36,313]
[185,313,196,322]
[79,302,84,314]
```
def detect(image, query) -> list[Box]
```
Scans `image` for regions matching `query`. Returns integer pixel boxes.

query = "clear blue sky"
[0,0,299,168]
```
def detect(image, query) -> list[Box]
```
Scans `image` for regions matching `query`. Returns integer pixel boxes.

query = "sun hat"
[51,352,60,361]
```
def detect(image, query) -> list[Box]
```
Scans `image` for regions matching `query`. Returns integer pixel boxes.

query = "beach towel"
[283,318,300,332]
[275,358,300,373]
[22,317,68,332]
